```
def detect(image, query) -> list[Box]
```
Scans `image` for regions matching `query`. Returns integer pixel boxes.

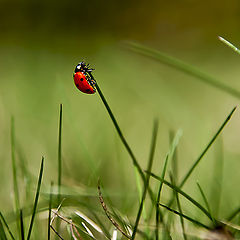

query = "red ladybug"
[73,62,96,94]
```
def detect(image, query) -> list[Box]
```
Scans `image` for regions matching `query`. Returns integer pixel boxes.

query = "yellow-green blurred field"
[1,0,240,239]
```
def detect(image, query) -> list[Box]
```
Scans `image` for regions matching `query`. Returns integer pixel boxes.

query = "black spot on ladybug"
[76,84,79,87]
[86,89,91,92]
[80,78,84,81]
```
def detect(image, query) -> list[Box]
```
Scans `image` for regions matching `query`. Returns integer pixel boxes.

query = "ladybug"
[73,62,96,94]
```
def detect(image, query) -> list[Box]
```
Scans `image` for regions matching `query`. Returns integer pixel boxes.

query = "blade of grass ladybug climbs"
[159,203,210,229]
[26,157,44,240]
[197,182,216,226]
[127,42,240,99]
[92,80,144,180]
[132,120,159,240]
[219,36,240,55]
[155,154,168,240]
[146,172,216,222]
[48,182,53,240]
[10,117,20,233]
[0,212,15,240]
[88,72,154,196]
[19,209,25,240]
[0,216,7,240]
[170,173,187,240]
[179,106,236,189]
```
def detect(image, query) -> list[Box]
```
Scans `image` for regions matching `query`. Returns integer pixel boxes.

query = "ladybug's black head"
[74,62,86,73]
[74,61,94,73]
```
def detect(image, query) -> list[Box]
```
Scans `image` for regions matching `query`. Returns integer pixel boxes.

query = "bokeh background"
[1,0,240,237]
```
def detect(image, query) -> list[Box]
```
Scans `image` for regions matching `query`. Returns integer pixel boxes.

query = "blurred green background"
[1,0,240,237]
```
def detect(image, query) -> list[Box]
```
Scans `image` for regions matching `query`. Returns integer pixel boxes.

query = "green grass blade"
[58,103,63,203]
[132,120,158,240]
[89,73,156,203]
[159,203,209,229]
[147,172,214,221]
[48,182,53,240]
[0,216,7,240]
[0,212,15,240]
[219,36,240,55]
[26,157,44,240]
[170,174,187,240]
[10,117,20,221]
[93,81,144,180]
[179,106,236,188]
[19,209,25,240]
[227,206,240,221]
[155,155,168,240]
[127,42,240,99]
[197,182,216,226]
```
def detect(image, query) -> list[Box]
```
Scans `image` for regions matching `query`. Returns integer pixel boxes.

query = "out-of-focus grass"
[0,33,240,238]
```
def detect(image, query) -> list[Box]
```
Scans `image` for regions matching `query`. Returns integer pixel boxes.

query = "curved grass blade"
[127,42,240,99]
[219,36,240,55]
[197,182,216,226]
[155,155,168,240]
[147,172,215,222]
[97,181,131,239]
[19,209,25,240]
[159,203,210,229]
[93,80,144,180]
[0,212,15,240]
[132,120,158,239]
[88,73,156,202]
[26,157,44,240]
[179,106,236,188]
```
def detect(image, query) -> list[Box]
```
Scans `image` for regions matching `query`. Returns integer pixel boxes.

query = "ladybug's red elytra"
[73,62,96,94]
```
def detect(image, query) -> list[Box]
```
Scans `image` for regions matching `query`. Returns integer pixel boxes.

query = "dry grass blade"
[97,181,131,239]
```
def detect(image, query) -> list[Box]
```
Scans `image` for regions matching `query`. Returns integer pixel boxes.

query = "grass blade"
[132,120,159,239]
[19,209,25,240]
[219,36,240,55]
[170,174,187,240]
[159,203,209,229]
[48,182,53,240]
[0,212,15,240]
[93,80,144,181]
[89,73,156,203]
[10,117,20,226]
[155,155,168,240]
[179,106,236,188]
[26,157,44,240]
[127,42,240,99]
[0,216,7,240]
[197,182,216,226]
[97,181,131,239]
[58,104,63,203]
[227,206,240,222]
[147,172,215,221]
